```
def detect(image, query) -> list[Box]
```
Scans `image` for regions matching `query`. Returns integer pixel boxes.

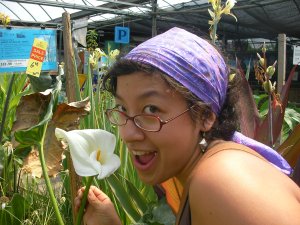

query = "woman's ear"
[201,112,216,132]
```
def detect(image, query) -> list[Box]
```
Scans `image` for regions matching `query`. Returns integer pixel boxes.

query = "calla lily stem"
[76,176,94,225]
[38,123,65,225]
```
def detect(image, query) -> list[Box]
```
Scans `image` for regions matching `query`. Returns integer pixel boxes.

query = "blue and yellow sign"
[0,28,57,73]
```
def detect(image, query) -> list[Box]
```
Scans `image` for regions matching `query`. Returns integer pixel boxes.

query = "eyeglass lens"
[107,110,161,131]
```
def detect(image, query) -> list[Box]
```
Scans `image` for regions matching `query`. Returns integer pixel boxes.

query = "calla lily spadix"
[55,128,120,179]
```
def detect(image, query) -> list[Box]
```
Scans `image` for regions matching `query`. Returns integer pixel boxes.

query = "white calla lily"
[55,128,120,179]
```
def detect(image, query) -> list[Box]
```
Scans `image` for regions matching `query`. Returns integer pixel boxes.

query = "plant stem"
[38,124,65,225]
[0,74,15,144]
[212,20,218,44]
[268,94,274,146]
[76,176,94,225]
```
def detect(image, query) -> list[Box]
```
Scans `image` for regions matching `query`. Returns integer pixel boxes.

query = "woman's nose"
[119,119,145,143]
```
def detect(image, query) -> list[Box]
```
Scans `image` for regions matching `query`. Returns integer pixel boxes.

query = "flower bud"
[272,82,276,92]
[60,197,66,204]
[259,58,265,67]
[266,65,275,77]
[256,53,265,66]
[263,80,273,93]
[4,16,10,25]
[229,73,236,82]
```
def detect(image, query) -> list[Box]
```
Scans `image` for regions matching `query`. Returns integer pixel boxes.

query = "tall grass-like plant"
[78,48,162,224]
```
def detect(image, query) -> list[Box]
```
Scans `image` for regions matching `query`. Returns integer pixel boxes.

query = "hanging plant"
[86,30,98,52]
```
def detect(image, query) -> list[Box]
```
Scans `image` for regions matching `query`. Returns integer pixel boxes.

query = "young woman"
[75,27,300,225]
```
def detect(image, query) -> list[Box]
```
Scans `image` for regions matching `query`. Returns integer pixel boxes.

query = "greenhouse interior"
[1,0,300,225]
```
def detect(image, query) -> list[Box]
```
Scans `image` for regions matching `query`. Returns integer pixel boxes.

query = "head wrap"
[124,27,292,175]
[125,27,227,115]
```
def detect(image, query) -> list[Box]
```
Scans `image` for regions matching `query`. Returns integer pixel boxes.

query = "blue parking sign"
[114,26,130,44]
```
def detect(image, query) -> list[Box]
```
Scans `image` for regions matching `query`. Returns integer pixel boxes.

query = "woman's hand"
[75,185,122,225]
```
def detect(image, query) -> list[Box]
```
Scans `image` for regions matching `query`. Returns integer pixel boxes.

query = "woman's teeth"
[132,150,157,156]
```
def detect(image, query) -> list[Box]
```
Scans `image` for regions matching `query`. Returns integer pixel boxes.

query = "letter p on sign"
[114,26,130,44]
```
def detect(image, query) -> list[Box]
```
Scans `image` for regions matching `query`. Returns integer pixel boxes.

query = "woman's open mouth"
[132,150,158,171]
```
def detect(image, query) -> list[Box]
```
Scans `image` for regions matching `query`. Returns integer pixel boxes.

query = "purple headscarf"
[124,27,292,175]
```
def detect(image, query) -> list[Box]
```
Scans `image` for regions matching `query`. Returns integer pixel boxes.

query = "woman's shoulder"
[188,141,300,225]
[189,141,299,196]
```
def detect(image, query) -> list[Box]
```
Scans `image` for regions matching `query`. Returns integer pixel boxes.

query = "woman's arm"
[189,149,300,225]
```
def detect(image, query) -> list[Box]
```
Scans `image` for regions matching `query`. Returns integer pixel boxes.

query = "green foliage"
[0,193,29,225]
[136,197,176,225]
[86,30,98,52]
[0,73,31,142]
[79,57,171,224]
[27,73,54,92]
[0,55,173,225]
[254,94,300,143]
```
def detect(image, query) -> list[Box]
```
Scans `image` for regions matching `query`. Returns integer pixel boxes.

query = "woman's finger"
[89,186,110,202]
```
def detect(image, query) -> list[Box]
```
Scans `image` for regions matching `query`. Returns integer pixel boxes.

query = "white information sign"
[293,46,300,65]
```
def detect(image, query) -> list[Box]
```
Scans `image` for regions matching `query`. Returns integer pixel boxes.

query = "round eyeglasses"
[105,106,193,132]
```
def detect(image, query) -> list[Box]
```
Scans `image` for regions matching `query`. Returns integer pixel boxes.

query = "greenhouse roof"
[1,0,300,45]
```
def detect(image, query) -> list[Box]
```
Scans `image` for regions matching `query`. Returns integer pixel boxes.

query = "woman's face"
[115,71,202,185]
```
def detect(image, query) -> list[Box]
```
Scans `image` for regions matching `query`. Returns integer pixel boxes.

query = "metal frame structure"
[1,0,300,44]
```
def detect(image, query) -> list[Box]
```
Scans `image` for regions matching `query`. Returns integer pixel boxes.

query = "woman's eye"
[115,105,126,112]
[144,105,159,114]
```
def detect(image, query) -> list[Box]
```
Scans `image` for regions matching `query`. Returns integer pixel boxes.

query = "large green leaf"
[123,177,148,214]
[10,193,29,225]
[28,73,53,92]
[82,63,96,129]
[106,174,141,222]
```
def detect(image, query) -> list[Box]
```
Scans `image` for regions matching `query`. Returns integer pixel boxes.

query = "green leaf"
[123,177,148,214]
[136,197,175,225]
[208,8,215,18]
[10,193,29,225]
[82,62,96,129]
[151,198,175,225]
[28,73,53,92]
[106,174,141,222]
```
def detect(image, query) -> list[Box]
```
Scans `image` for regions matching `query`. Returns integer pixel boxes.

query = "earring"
[199,132,208,153]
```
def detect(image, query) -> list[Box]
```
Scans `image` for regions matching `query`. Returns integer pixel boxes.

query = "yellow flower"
[0,12,10,26]
[94,48,106,59]
[109,49,120,59]
[221,0,237,21]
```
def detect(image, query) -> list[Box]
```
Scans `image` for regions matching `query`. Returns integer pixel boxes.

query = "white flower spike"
[55,128,120,179]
